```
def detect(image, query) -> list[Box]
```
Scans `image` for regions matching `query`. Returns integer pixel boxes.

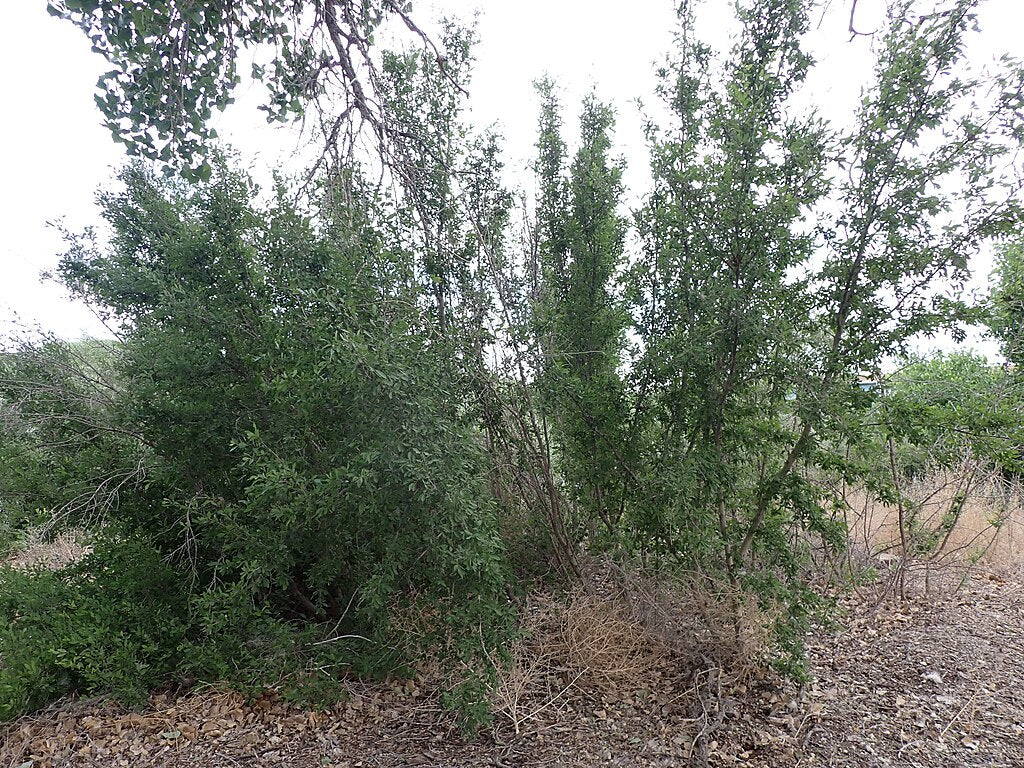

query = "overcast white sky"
[1,0,1021,357]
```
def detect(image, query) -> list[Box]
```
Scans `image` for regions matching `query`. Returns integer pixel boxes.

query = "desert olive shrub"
[0,537,188,720]
[0,163,510,722]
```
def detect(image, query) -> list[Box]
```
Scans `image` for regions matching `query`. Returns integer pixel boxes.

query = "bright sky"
[1,0,1021,357]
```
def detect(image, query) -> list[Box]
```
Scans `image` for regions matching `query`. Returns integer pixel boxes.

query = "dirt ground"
[2,565,1022,768]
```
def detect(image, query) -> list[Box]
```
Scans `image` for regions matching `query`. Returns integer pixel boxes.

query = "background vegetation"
[2,0,1023,728]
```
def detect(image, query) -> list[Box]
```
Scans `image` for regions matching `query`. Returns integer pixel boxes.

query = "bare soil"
[3,568,1022,768]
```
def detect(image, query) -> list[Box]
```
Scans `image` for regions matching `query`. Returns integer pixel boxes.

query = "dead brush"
[5,528,90,571]
[488,589,667,734]
[590,559,771,684]
[486,633,567,735]
[834,467,1024,600]
[555,590,666,690]
[649,576,766,680]
[594,563,776,766]
[488,565,774,753]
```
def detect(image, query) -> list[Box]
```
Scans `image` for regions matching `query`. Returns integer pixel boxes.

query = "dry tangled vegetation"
[2,530,89,572]
[2,484,1024,768]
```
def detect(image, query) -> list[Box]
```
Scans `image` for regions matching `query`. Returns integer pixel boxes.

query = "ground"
[2,567,1022,768]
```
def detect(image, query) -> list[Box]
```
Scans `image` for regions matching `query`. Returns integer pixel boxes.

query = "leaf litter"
[1,571,1022,767]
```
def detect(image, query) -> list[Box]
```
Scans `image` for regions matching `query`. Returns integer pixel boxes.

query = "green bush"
[0,537,188,719]
[0,510,15,560]
[0,163,511,723]
[883,353,1023,477]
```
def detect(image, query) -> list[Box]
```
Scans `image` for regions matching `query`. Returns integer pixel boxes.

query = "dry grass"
[842,470,1024,568]
[488,560,775,737]
[827,467,1024,600]
[546,589,666,690]
[488,587,668,734]
[610,566,770,679]
[3,528,90,571]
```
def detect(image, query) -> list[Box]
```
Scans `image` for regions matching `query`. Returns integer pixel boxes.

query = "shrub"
[0,163,512,722]
[0,537,188,719]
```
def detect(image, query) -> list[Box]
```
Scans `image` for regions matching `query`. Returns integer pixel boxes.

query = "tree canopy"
[47,0,461,180]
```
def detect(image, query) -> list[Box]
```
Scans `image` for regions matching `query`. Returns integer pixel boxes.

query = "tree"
[881,353,1023,479]
[533,86,632,536]
[375,23,510,345]
[839,353,1024,595]
[627,0,833,577]
[616,0,1023,655]
[48,0,460,180]
[991,242,1024,370]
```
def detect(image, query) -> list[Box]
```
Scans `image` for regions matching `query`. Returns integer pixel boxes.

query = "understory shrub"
[0,164,512,723]
[0,537,187,720]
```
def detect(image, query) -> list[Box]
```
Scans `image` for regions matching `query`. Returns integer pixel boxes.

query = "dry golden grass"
[612,568,770,679]
[487,587,670,734]
[842,470,1024,571]
[548,589,666,690]
[3,529,90,571]
[487,560,776,734]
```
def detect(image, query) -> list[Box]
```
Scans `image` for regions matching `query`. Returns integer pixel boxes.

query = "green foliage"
[0,537,188,720]
[628,0,1021,560]
[11,0,1024,721]
[55,162,508,622]
[528,0,1024,669]
[0,516,12,559]
[614,0,845,614]
[47,0,444,180]
[0,535,364,721]
[0,337,143,529]
[0,162,511,722]
[883,353,1023,476]
[835,352,1024,560]
[375,21,510,348]
[533,85,632,536]
[991,242,1024,370]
